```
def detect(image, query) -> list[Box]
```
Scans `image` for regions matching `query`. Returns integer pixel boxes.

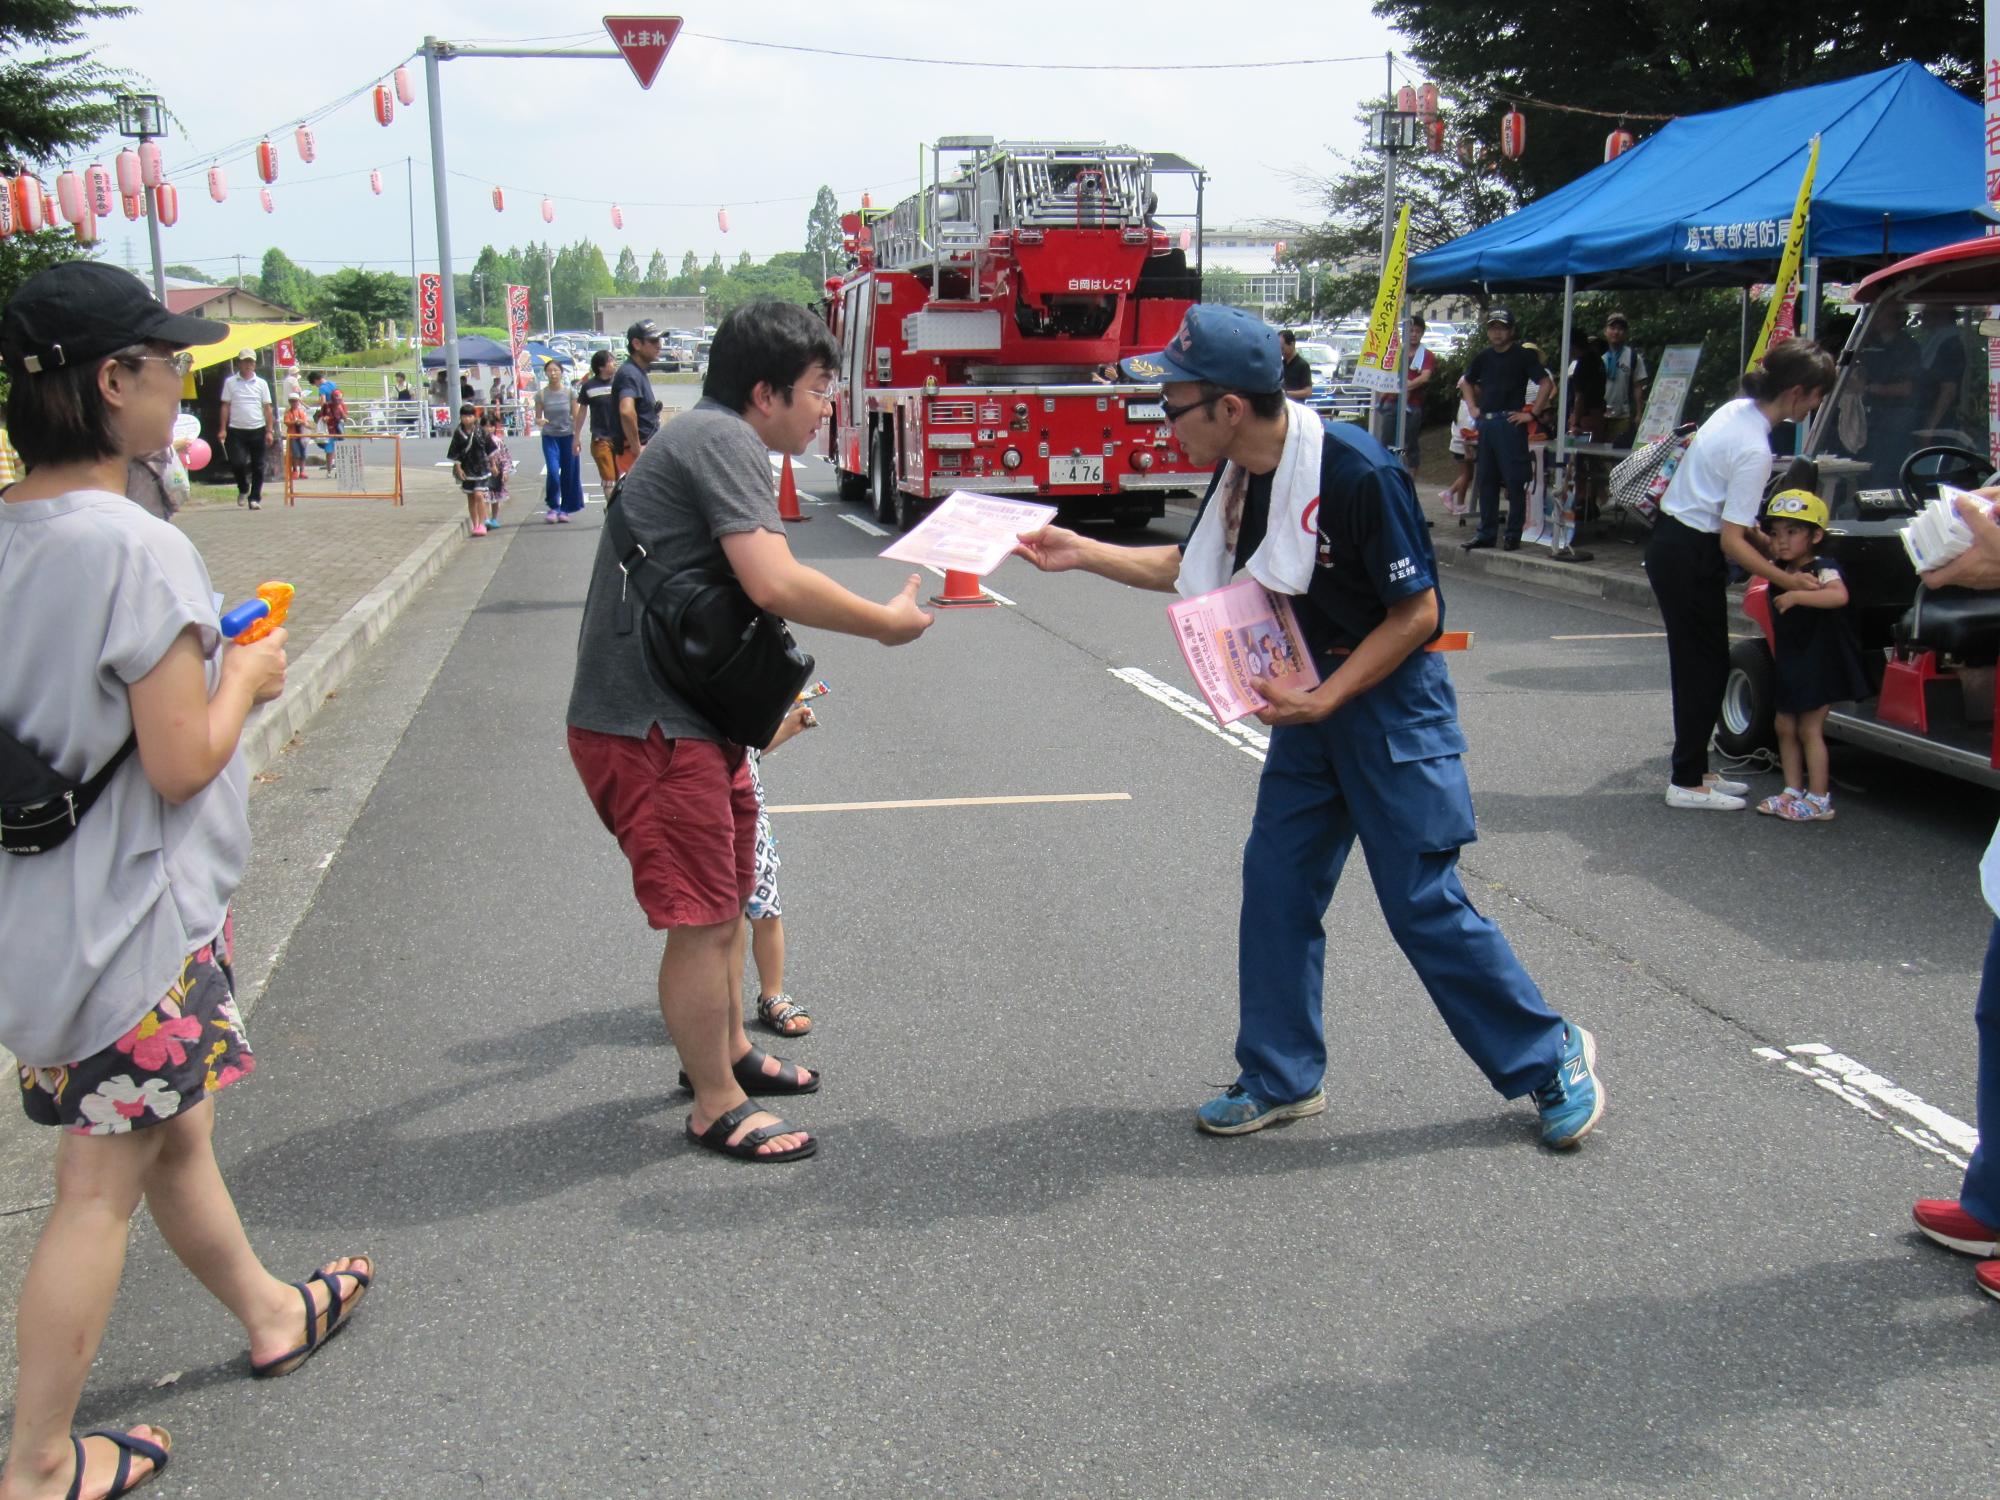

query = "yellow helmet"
[1763,488,1829,530]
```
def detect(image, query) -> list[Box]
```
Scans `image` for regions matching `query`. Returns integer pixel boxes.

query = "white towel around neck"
[1175,400,1324,598]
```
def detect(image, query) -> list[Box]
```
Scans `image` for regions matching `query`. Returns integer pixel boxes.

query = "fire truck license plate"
[1049,457,1103,486]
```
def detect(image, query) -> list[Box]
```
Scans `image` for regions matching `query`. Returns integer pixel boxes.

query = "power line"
[675,31,1390,71]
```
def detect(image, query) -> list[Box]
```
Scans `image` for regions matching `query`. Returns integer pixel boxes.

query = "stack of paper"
[1900,484,1993,573]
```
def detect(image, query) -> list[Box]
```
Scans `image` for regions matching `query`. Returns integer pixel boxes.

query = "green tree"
[679,249,699,279]
[804,183,841,276]
[0,2,142,309]
[613,245,641,292]
[706,252,724,277]
[1373,0,1980,202]
[313,267,409,333]
[320,307,367,353]
[258,248,313,314]
[641,249,671,293]
[164,262,215,283]
[551,239,614,329]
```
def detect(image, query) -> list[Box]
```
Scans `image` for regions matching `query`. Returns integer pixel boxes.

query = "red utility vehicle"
[822,138,1208,531]
[1717,236,2000,787]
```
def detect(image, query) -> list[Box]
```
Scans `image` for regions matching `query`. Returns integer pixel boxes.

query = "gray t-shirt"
[0,491,250,1066]
[567,398,781,742]
[539,384,574,437]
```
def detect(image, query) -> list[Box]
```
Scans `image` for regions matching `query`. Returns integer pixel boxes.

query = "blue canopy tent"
[420,335,514,368]
[1409,62,1989,295]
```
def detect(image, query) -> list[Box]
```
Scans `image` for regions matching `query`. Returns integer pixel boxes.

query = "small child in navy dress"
[1758,488,1871,822]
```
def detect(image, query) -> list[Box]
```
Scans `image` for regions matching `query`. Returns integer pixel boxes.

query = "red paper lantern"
[1427,118,1446,154]
[394,65,415,105]
[86,163,113,217]
[0,191,11,239]
[1605,128,1635,162]
[1177,226,1192,252]
[121,192,142,221]
[370,169,383,195]
[491,186,504,212]
[75,207,98,246]
[259,187,274,214]
[1396,85,1417,114]
[114,149,141,197]
[1500,108,1527,161]
[540,197,554,223]
[138,142,164,188]
[55,170,85,224]
[373,85,394,127]
[1419,83,1439,121]
[295,126,316,164]
[256,140,278,184]
[40,192,54,229]
[208,165,228,202]
[861,192,872,209]
[610,203,624,230]
[153,183,178,227]
[717,206,729,233]
[12,176,43,233]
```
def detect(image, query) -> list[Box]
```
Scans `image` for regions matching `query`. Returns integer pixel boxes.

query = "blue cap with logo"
[1119,305,1281,393]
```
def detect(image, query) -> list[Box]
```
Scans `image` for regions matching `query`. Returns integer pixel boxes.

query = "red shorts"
[568,726,757,929]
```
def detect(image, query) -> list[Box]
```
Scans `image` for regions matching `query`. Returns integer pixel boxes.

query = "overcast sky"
[67,0,1409,281]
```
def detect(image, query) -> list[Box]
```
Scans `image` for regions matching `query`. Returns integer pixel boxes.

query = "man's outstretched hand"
[1924,494,2000,591]
[878,574,934,645]
[1013,524,1090,573]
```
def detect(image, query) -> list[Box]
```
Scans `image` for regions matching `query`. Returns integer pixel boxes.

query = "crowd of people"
[4,247,2000,1498]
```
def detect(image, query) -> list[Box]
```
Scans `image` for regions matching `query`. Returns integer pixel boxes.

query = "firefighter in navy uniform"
[1013,304,1605,1146]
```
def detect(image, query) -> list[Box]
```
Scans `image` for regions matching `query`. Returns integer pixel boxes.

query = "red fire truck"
[822,137,1209,530]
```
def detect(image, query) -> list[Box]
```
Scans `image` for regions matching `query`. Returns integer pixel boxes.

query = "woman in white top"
[0,264,373,1500]
[1644,341,1837,809]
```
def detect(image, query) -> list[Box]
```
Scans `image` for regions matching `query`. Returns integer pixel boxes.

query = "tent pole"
[1803,256,1820,344]
[1739,286,1749,373]
[1555,275,1574,548]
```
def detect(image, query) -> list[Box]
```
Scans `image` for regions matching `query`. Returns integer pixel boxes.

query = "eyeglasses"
[1160,391,1225,424]
[789,380,841,404]
[122,352,195,376]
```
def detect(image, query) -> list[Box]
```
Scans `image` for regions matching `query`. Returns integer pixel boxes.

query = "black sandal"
[678,1046,820,1096]
[687,1100,816,1162]
[250,1258,373,1378]
[757,992,812,1036]
[64,1426,170,1500]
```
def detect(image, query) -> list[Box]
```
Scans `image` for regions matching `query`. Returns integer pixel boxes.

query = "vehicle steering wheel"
[1898,444,1993,506]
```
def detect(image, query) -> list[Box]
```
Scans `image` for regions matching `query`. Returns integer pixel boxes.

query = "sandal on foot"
[678,1046,819,1096]
[756,992,812,1037]
[250,1257,374,1379]
[65,1426,170,1500]
[687,1099,816,1162]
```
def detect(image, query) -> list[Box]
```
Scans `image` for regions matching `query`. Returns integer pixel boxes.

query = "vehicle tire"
[837,466,866,503]
[870,428,898,526]
[894,482,926,532]
[1717,639,1776,757]
[1110,507,1152,532]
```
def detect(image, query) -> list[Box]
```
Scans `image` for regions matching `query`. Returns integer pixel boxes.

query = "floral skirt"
[19,932,255,1136]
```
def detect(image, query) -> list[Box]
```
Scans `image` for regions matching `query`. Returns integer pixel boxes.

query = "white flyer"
[879,490,1058,576]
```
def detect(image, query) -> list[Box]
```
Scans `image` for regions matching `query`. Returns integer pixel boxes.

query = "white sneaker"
[1704,773,1750,796]
[1666,783,1745,810]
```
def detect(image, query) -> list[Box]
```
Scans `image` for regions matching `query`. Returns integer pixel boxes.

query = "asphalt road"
[8,453,1999,1498]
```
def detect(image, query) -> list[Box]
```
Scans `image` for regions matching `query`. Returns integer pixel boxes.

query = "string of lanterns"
[1387,80,1642,171]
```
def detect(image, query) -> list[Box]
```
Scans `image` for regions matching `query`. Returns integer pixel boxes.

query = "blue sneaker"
[1196,1082,1327,1136]
[1533,1025,1604,1148]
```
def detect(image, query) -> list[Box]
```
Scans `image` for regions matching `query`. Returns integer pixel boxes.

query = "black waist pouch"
[0,724,136,855]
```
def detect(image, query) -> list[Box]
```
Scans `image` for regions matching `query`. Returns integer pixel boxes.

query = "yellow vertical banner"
[1354,203,1411,393]
[1748,135,1819,371]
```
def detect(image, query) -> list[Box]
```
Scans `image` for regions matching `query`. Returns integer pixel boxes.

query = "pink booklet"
[1166,577,1321,726]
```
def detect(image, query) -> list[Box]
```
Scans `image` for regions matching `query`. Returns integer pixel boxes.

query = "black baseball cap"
[626,319,663,342]
[1485,307,1517,328]
[0,261,229,377]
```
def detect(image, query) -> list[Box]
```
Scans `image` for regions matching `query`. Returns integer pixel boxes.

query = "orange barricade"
[282,432,405,506]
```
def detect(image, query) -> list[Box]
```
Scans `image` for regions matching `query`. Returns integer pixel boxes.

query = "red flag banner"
[603,15,682,90]
[418,272,444,348]
[506,283,531,395]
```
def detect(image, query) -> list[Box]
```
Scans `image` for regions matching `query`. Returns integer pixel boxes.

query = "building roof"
[164,286,230,314]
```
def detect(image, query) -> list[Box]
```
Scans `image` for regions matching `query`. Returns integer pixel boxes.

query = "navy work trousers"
[1474,413,1531,543]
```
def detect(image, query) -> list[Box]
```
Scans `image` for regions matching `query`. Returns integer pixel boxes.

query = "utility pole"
[543,247,556,337]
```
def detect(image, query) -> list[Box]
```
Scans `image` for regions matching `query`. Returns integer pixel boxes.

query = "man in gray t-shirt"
[567,298,932,1165]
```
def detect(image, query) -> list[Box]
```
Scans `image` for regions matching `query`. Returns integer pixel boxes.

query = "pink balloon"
[181,437,212,471]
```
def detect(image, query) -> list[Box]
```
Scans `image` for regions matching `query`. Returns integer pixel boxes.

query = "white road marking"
[1755,1043,1977,1168]
[770,792,1130,815]
[1109,666,1268,763]
[1551,631,1667,641]
[840,514,889,537]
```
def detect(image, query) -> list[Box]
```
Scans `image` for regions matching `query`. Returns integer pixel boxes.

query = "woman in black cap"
[0,263,373,1500]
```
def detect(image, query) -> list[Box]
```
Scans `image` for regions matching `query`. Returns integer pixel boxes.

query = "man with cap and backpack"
[1013,303,1606,1149]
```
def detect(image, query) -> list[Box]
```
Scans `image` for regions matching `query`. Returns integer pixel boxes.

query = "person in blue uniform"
[1014,305,1605,1147]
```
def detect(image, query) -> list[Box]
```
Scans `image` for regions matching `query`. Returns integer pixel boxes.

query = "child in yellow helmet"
[1758,488,1871,821]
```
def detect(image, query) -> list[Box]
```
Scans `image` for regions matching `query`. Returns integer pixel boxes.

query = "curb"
[240,514,470,774]
[1435,535,1756,631]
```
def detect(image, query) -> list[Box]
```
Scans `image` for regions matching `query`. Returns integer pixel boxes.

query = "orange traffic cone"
[777,453,808,523]
[930,568,997,608]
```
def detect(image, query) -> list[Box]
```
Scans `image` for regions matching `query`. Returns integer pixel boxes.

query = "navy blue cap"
[1120,305,1281,393]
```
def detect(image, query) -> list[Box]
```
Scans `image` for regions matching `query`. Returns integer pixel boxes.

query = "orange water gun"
[219,581,295,643]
